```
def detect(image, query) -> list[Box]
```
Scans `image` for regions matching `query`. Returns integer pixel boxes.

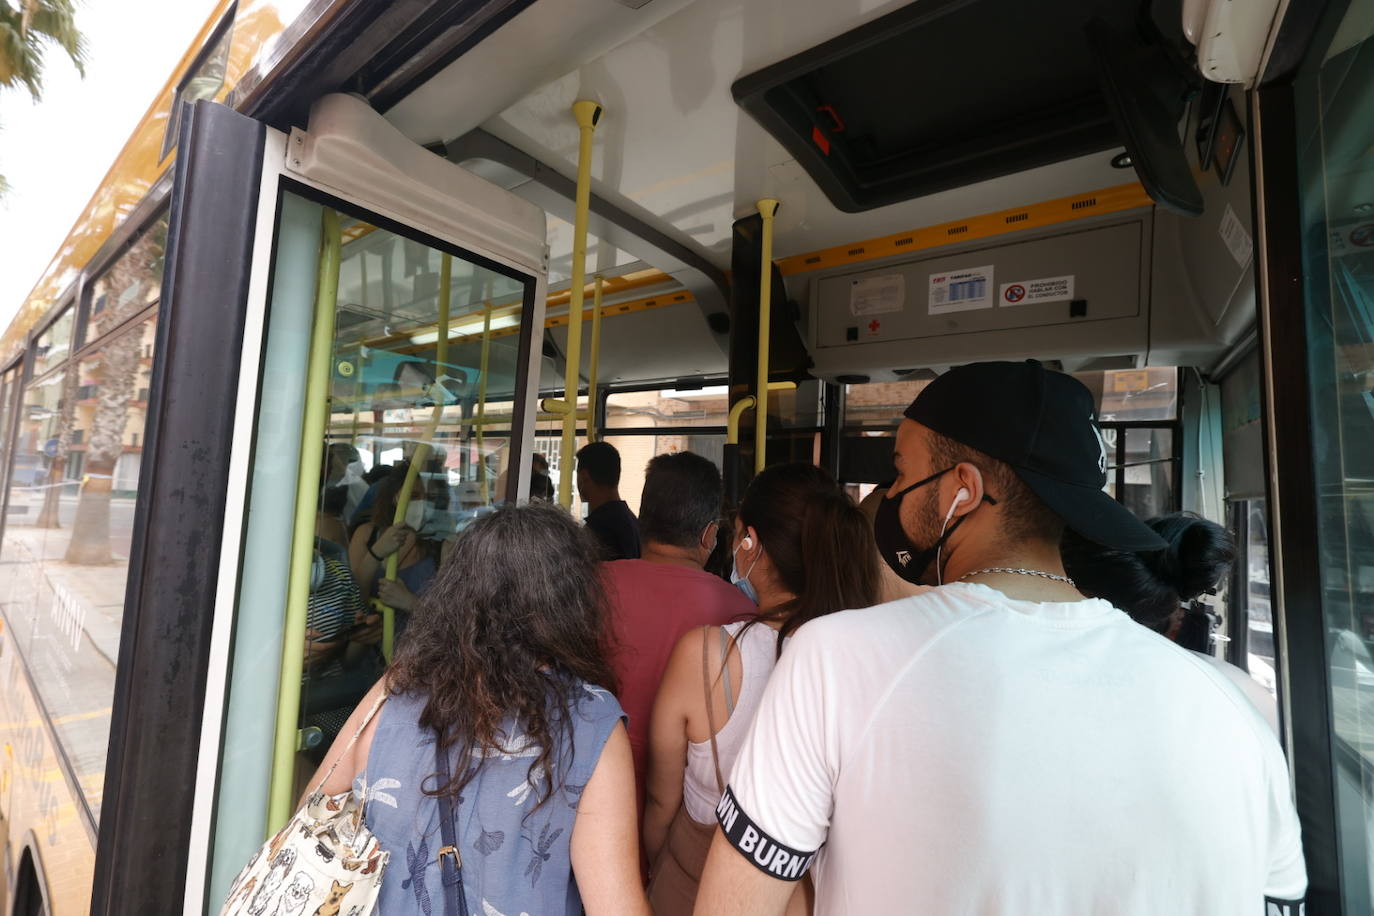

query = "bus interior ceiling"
[366,0,1255,403]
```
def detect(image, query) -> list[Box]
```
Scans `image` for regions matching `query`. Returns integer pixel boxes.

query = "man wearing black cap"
[696,361,1305,915]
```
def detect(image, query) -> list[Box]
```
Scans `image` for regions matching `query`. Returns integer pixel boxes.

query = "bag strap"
[311,690,387,796]
[700,627,726,795]
[434,733,469,916]
[719,625,736,715]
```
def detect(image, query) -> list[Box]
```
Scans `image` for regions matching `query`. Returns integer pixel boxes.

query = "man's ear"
[949,462,987,518]
[700,520,720,551]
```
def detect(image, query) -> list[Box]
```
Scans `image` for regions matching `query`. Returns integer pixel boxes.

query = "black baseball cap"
[904,360,1167,552]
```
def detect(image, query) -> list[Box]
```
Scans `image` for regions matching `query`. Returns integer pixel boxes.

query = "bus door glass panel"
[315,207,529,710]
[210,191,536,906]
[1293,0,1374,906]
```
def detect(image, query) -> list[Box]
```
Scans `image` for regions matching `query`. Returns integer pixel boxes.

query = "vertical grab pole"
[378,253,451,660]
[475,301,492,503]
[754,199,780,474]
[558,99,603,508]
[586,274,604,442]
[268,208,342,830]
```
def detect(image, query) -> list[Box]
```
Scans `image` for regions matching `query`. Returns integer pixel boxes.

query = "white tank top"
[682,621,785,824]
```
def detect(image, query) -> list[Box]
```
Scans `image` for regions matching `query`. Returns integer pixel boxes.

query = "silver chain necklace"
[957,567,1077,588]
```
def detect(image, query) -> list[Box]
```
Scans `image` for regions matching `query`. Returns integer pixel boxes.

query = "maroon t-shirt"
[601,558,755,813]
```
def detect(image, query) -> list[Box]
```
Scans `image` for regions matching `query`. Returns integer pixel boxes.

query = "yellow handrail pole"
[727,396,756,446]
[267,208,342,831]
[726,382,795,448]
[586,274,604,442]
[377,253,452,659]
[558,99,603,508]
[754,198,780,474]
[476,302,492,503]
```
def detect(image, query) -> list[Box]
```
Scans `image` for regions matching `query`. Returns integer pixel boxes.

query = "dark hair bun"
[1061,512,1235,634]
[1143,514,1236,602]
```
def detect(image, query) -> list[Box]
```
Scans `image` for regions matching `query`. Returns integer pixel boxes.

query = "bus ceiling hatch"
[732,0,1204,216]
[440,128,732,356]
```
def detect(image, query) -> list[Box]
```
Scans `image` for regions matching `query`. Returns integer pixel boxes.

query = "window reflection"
[32,307,75,379]
[296,209,533,769]
[1294,0,1374,905]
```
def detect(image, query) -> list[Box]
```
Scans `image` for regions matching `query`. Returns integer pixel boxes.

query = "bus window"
[0,366,18,489]
[1288,0,1374,902]
[0,207,163,840]
[837,371,1178,510]
[604,386,729,514]
[31,306,75,380]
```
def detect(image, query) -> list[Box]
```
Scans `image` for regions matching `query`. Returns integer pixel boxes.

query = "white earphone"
[739,535,754,551]
[944,488,970,524]
[936,488,971,586]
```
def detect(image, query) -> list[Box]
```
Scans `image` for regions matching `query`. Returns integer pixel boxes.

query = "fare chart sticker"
[928,265,994,315]
[998,275,1075,306]
[849,274,905,316]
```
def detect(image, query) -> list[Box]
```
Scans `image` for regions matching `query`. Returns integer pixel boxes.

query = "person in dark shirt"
[576,441,641,560]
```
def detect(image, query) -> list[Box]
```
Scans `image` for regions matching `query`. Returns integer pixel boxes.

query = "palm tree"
[0,0,86,99]
[0,0,87,196]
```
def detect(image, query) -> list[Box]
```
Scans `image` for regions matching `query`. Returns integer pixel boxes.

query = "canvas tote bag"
[219,694,390,916]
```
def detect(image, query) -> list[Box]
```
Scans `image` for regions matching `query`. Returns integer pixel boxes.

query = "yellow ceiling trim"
[774,182,1154,277]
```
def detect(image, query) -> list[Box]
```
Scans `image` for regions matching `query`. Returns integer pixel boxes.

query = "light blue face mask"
[730,540,760,605]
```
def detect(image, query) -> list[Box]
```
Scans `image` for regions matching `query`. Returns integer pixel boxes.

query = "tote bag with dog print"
[220,695,389,916]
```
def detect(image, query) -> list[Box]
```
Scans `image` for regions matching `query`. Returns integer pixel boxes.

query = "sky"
[0,0,223,331]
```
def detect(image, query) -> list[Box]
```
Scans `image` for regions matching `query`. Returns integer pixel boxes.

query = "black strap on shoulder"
[434,732,468,916]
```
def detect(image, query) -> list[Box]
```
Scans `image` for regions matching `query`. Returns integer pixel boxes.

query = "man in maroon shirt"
[602,451,755,815]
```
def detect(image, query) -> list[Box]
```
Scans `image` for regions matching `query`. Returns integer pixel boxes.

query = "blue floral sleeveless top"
[361,683,624,915]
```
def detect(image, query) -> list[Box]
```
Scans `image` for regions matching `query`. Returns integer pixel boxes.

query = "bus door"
[89,94,549,914]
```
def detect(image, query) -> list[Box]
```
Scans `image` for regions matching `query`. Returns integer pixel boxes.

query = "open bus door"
[88,95,549,914]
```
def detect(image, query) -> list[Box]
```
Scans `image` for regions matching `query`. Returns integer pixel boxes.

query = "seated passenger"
[347,464,446,631]
[324,441,369,524]
[601,452,756,817]
[1062,512,1278,732]
[531,451,556,501]
[300,550,371,754]
[695,360,1305,915]
[576,441,641,559]
[309,504,649,916]
[315,482,350,555]
[645,463,879,915]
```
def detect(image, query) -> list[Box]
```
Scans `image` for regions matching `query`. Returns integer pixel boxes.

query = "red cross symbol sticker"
[868,319,881,334]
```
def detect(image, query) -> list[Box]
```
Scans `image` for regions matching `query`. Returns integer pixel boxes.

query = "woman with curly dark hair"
[311,503,649,915]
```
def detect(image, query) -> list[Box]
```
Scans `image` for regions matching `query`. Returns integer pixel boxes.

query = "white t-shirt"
[719,583,1306,915]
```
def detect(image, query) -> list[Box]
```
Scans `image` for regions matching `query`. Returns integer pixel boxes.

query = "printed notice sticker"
[849,274,905,316]
[999,275,1075,306]
[1219,204,1253,268]
[928,265,994,315]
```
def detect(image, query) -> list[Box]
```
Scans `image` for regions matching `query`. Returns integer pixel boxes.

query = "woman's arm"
[349,523,414,591]
[298,677,388,808]
[348,523,379,587]
[643,626,710,863]
[570,724,651,916]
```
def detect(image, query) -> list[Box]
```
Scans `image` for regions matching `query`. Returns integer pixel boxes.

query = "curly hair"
[386,502,618,809]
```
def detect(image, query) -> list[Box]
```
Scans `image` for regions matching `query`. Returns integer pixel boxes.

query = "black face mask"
[873,467,996,584]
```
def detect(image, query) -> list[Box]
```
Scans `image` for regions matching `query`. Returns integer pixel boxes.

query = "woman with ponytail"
[1062,512,1278,731]
[642,463,881,915]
